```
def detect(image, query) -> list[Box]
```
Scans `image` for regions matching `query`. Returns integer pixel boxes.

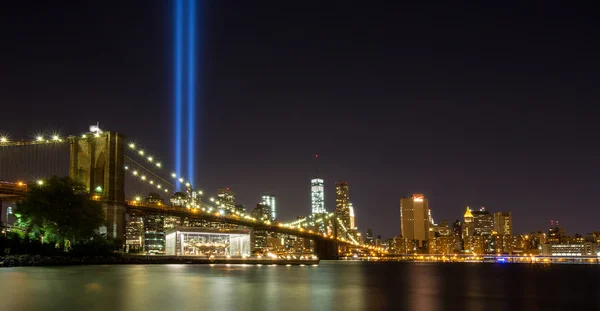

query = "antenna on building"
[314,153,319,176]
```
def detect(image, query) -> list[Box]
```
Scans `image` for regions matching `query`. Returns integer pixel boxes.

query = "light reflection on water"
[0,261,599,310]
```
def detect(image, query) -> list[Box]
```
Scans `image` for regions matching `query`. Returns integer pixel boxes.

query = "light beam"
[187,0,196,186]
[174,0,183,190]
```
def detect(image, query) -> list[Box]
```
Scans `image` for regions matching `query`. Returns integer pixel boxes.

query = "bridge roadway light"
[52,135,60,141]
[36,136,44,141]
[36,180,44,186]
[0,136,7,143]
[129,143,135,149]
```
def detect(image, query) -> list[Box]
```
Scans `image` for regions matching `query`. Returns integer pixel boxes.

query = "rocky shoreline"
[0,255,320,267]
[0,255,126,267]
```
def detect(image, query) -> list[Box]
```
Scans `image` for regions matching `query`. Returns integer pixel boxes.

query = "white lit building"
[165,227,251,257]
[261,194,276,220]
[311,178,325,214]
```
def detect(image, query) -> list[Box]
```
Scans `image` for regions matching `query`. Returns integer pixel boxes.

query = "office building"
[234,204,247,214]
[335,182,351,235]
[472,207,493,236]
[400,194,430,249]
[349,202,356,229]
[311,178,325,214]
[366,228,374,245]
[463,207,474,239]
[217,188,235,211]
[493,212,512,236]
[261,194,276,220]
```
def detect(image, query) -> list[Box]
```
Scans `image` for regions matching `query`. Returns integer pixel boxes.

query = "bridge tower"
[69,132,126,240]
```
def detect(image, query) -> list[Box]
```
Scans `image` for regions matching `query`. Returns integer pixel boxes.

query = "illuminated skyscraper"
[463,207,474,239]
[217,188,235,211]
[261,194,276,220]
[400,194,430,249]
[493,212,512,236]
[311,178,325,214]
[349,202,356,229]
[472,207,493,236]
[335,182,351,236]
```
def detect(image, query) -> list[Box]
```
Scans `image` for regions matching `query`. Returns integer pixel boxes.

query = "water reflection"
[1,262,600,310]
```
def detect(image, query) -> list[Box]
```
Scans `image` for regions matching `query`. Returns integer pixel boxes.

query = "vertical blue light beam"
[187,0,196,187]
[174,0,183,190]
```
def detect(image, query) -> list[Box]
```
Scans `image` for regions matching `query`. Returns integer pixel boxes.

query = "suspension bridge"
[0,129,385,259]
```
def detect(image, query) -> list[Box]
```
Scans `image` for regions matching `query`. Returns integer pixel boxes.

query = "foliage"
[14,176,105,250]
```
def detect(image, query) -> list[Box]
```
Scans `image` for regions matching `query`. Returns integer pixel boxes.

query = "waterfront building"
[428,236,461,254]
[311,178,326,214]
[400,194,430,249]
[493,212,512,236]
[541,242,598,256]
[125,215,144,253]
[464,235,487,254]
[217,188,235,211]
[144,214,165,254]
[165,227,251,257]
[261,194,276,220]
[393,236,413,254]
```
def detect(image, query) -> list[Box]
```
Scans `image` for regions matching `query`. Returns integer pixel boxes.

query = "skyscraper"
[463,207,474,239]
[217,188,235,211]
[472,207,493,236]
[366,228,374,245]
[400,194,430,249]
[261,194,276,220]
[311,178,325,214]
[335,182,351,235]
[493,212,512,236]
[349,202,356,229]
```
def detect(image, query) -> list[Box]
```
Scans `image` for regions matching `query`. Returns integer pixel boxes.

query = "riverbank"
[0,255,320,267]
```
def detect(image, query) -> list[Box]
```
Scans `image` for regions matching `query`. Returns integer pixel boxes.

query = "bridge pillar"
[69,132,126,239]
[314,239,339,260]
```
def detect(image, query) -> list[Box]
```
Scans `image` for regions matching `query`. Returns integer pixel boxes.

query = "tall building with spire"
[310,154,326,215]
[400,194,430,250]
[463,206,474,239]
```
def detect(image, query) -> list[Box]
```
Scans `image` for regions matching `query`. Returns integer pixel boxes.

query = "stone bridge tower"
[69,132,126,240]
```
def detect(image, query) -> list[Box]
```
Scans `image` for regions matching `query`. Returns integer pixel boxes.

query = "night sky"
[1,1,599,239]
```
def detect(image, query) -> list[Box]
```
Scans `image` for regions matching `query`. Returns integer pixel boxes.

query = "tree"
[15,176,104,250]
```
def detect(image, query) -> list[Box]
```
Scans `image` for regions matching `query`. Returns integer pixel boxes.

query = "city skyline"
[1,1,599,238]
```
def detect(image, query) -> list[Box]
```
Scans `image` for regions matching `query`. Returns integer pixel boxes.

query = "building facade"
[217,188,235,211]
[335,182,351,236]
[261,194,276,220]
[400,194,430,249]
[493,212,512,236]
[311,178,325,214]
[472,208,493,236]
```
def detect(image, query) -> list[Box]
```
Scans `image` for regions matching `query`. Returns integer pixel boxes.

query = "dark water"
[1,261,599,310]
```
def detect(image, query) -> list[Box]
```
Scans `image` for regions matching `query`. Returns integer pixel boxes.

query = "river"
[1,261,599,310]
